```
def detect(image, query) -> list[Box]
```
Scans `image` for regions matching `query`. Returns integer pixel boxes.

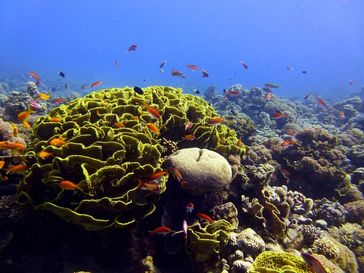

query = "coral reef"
[16,86,245,230]
[249,251,312,273]
[165,148,233,195]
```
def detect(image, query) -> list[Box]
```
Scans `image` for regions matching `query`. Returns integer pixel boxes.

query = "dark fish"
[81,84,90,89]
[51,87,57,92]
[171,69,186,78]
[127,44,137,52]
[202,69,209,78]
[64,84,69,89]
[265,83,280,88]
[133,86,144,95]
[301,253,328,273]
[262,87,272,93]
[240,61,248,69]
[193,89,200,94]
[160,60,167,73]
[59,71,65,78]
[302,70,308,74]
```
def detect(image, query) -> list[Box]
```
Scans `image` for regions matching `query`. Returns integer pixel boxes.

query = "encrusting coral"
[16,86,245,230]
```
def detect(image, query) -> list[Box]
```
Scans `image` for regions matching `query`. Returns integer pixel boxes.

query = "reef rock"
[166,148,232,195]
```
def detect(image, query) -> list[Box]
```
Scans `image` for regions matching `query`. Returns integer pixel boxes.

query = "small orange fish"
[182,134,196,141]
[197,213,214,223]
[149,226,172,236]
[272,111,288,119]
[168,167,183,182]
[38,150,53,160]
[201,69,209,78]
[115,121,125,128]
[18,108,31,121]
[147,123,160,135]
[208,117,224,125]
[301,253,328,273]
[144,103,161,119]
[22,121,31,129]
[0,161,5,169]
[224,89,241,96]
[171,69,186,78]
[11,123,19,137]
[0,141,26,151]
[264,93,274,101]
[281,139,298,147]
[38,93,50,100]
[59,180,79,190]
[237,138,243,147]
[50,117,62,122]
[316,97,327,106]
[6,164,28,175]
[138,180,160,193]
[338,111,345,119]
[186,64,199,72]
[49,136,67,147]
[90,81,103,88]
[28,71,41,81]
[149,171,167,181]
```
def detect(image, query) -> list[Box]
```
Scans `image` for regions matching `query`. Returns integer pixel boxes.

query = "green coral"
[16,86,245,230]
[186,219,232,262]
[249,251,313,273]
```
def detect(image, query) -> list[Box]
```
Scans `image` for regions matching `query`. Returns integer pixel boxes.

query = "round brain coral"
[16,86,245,230]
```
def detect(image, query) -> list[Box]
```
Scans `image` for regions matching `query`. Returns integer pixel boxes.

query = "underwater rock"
[344,200,364,224]
[230,228,265,256]
[349,144,364,167]
[166,148,232,195]
[312,198,348,227]
[211,202,239,229]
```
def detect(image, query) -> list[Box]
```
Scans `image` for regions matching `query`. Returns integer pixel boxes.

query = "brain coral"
[16,86,245,230]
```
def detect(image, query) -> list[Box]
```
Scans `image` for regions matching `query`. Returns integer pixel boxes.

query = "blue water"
[0,0,363,98]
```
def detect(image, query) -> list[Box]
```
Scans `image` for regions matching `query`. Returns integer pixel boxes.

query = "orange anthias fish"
[22,121,31,129]
[149,226,172,236]
[186,64,199,72]
[338,111,345,119]
[171,69,186,78]
[59,180,79,190]
[0,141,26,151]
[115,121,125,128]
[264,93,274,101]
[281,139,298,147]
[0,161,5,169]
[197,213,214,223]
[49,136,67,147]
[208,117,224,125]
[147,123,160,135]
[144,103,161,119]
[52,97,67,104]
[301,253,328,273]
[272,111,288,119]
[6,164,28,175]
[38,93,50,100]
[28,71,41,81]
[138,180,160,193]
[201,69,209,78]
[38,150,53,160]
[149,171,167,181]
[18,108,31,122]
[316,97,327,106]
[182,134,196,141]
[225,89,240,96]
[50,117,63,122]
[90,81,103,88]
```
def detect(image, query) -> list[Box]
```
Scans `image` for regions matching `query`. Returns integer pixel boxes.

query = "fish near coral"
[144,103,161,119]
[6,164,28,175]
[149,226,172,236]
[59,180,79,190]
[197,213,214,223]
[182,134,196,141]
[271,110,288,119]
[138,179,160,193]
[49,136,67,147]
[115,121,125,128]
[0,161,5,169]
[301,252,328,273]
[18,108,31,122]
[0,141,26,151]
[38,93,50,100]
[208,117,224,125]
[147,123,160,135]
[38,150,53,160]
[22,121,31,129]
